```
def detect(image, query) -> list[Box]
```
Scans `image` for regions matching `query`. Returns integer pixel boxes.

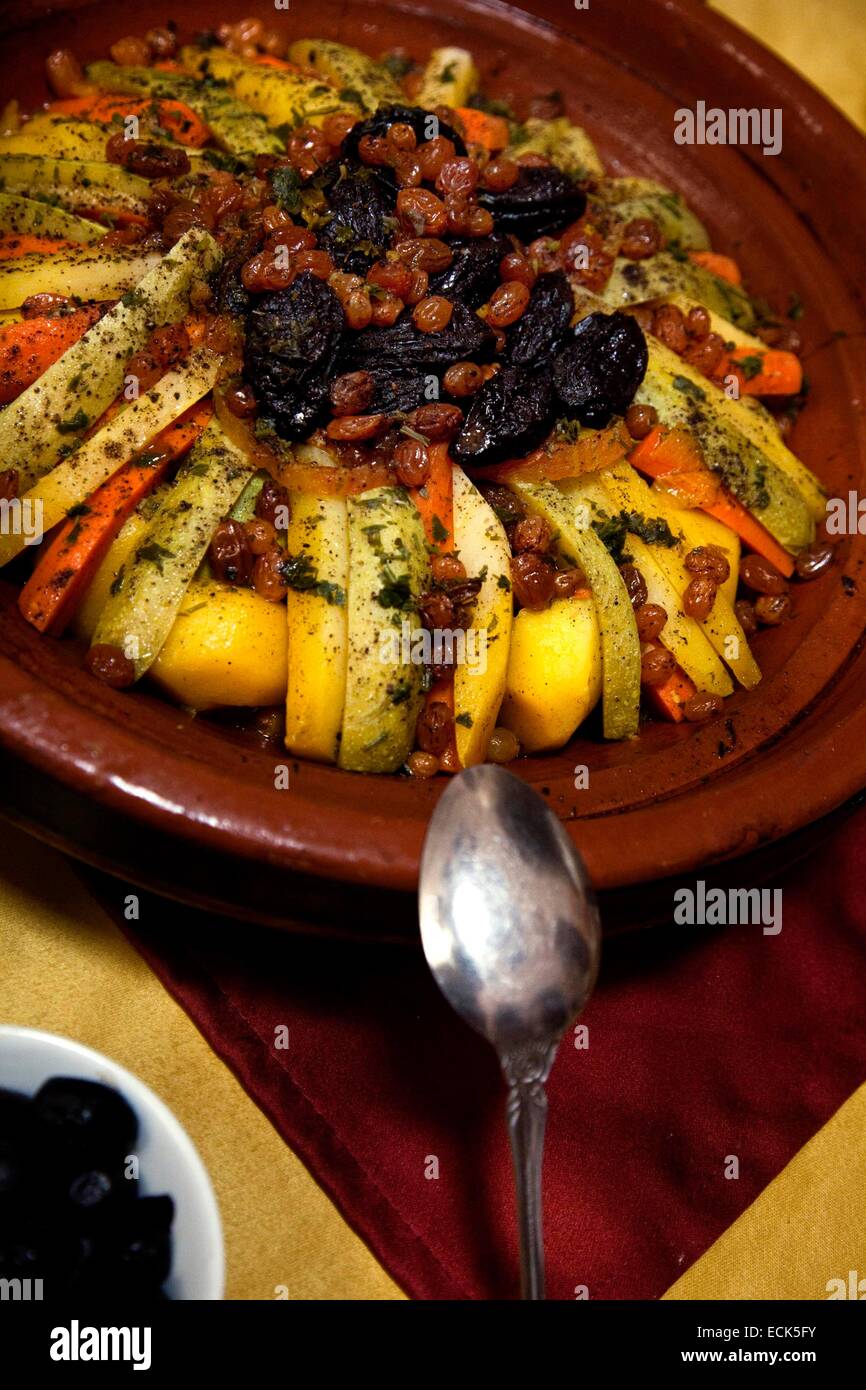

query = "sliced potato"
[73,511,149,640]
[0,191,105,244]
[0,348,222,569]
[451,464,512,766]
[92,417,254,679]
[285,490,349,763]
[500,594,602,752]
[339,486,429,773]
[0,227,220,492]
[0,244,160,311]
[415,48,479,110]
[0,153,151,216]
[287,39,401,113]
[150,580,288,710]
[182,45,360,129]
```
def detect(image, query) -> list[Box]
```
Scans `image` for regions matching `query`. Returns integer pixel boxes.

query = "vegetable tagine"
[0,23,835,775]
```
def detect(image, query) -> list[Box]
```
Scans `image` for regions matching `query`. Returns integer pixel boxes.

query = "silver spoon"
[419,763,601,1300]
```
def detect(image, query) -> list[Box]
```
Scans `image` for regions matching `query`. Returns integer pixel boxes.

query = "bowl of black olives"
[0,1026,224,1300]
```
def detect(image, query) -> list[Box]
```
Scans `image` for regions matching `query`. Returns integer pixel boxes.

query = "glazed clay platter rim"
[0,0,865,898]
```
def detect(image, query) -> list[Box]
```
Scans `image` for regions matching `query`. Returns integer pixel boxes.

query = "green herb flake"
[672,374,707,402]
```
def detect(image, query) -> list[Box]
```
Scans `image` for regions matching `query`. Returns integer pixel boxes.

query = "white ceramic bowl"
[0,1026,224,1299]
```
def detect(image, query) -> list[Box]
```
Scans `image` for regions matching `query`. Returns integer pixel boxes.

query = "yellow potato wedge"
[499,594,602,753]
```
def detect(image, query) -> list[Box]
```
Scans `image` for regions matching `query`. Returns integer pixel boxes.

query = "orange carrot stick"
[0,306,101,404]
[645,645,695,723]
[49,95,210,147]
[724,346,803,397]
[0,235,77,260]
[455,107,510,152]
[629,424,796,577]
[19,401,212,635]
[688,250,742,285]
[475,421,631,483]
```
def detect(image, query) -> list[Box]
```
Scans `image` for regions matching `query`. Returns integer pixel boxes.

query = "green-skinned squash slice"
[0,153,151,216]
[0,191,105,244]
[600,250,755,328]
[91,417,254,679]
[509,478,641,739]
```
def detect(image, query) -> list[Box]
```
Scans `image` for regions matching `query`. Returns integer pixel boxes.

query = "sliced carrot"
[724,346,803,397]
[476,420,631,483]
[0,306,101,404]
[0,234,77,260]
[455,107,510,152]
[688,250,742,286]
[252,55,304,72]
[645,644,695,723]
[49,95,210,147]
[409,442,460,772]
[19,400,212,635]
[629,423,796,576]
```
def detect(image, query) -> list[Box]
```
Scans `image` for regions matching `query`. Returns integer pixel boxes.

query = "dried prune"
[341,105,466,163]
[552,311,648,428]
[245,271,345,440]
[428,233,511,307]
[316,161,392,274]
[452,364,556,468]
[362,365,433,414]
[478,165,586,240]
[505,269,573,366]
[213,229,258,318]
[34,1077,138,1160]
[345,298,494,371]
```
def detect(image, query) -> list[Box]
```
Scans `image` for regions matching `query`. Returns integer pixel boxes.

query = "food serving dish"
[0,0,865,934]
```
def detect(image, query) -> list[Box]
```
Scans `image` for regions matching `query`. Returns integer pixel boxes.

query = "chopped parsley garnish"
[592,509,678,563]
[431,515,449,544]
[737,354,764,381]
[280,552,345,606]
[497,573,512,591]
[376,566,414,611]
[137,541,175,574]
[455,712,473,728]
[270,165,303,216]
[672,375,707,401]
[56,409,90,434]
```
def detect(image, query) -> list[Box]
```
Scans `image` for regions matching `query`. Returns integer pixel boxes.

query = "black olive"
[316,161,392,274]
[245,271,345,441]
[478,165,586,240]
[345,298,495,372]
[451,364,556,468]
[340,104,467,163]
[505,269,574,366]
[34,1077,138,1161]
[428,234,511,307]
[552,311,648,427]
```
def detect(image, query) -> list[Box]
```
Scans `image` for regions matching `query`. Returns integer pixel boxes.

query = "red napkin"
[91,803,866,1300]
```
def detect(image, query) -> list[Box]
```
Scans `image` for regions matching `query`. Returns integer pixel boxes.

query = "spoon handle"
[502,1039,558,1300]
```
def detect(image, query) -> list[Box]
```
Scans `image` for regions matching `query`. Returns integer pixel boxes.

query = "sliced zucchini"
[287,38,402,113]
[0,227,221,492]
[591,178,710,251]
[451,463,513,767]
[414,48,479,110]
[0,191,105,245]
[510,478,640,739]
[0,244,160,311]
[339,486,429,773]
[0,348,222,570]
[569,472,735,695]
[0,153,151,216]
[507,116,605,181]
[600,250,755,328]
[92,417,254,679]
[285,490,349,763]
[86,60,284,160]
[636,339,815,551]
[182,45,361,130]
[590,463,761,690]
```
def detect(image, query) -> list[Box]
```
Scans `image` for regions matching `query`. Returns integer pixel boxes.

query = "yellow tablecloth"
[1,1,865,1300]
